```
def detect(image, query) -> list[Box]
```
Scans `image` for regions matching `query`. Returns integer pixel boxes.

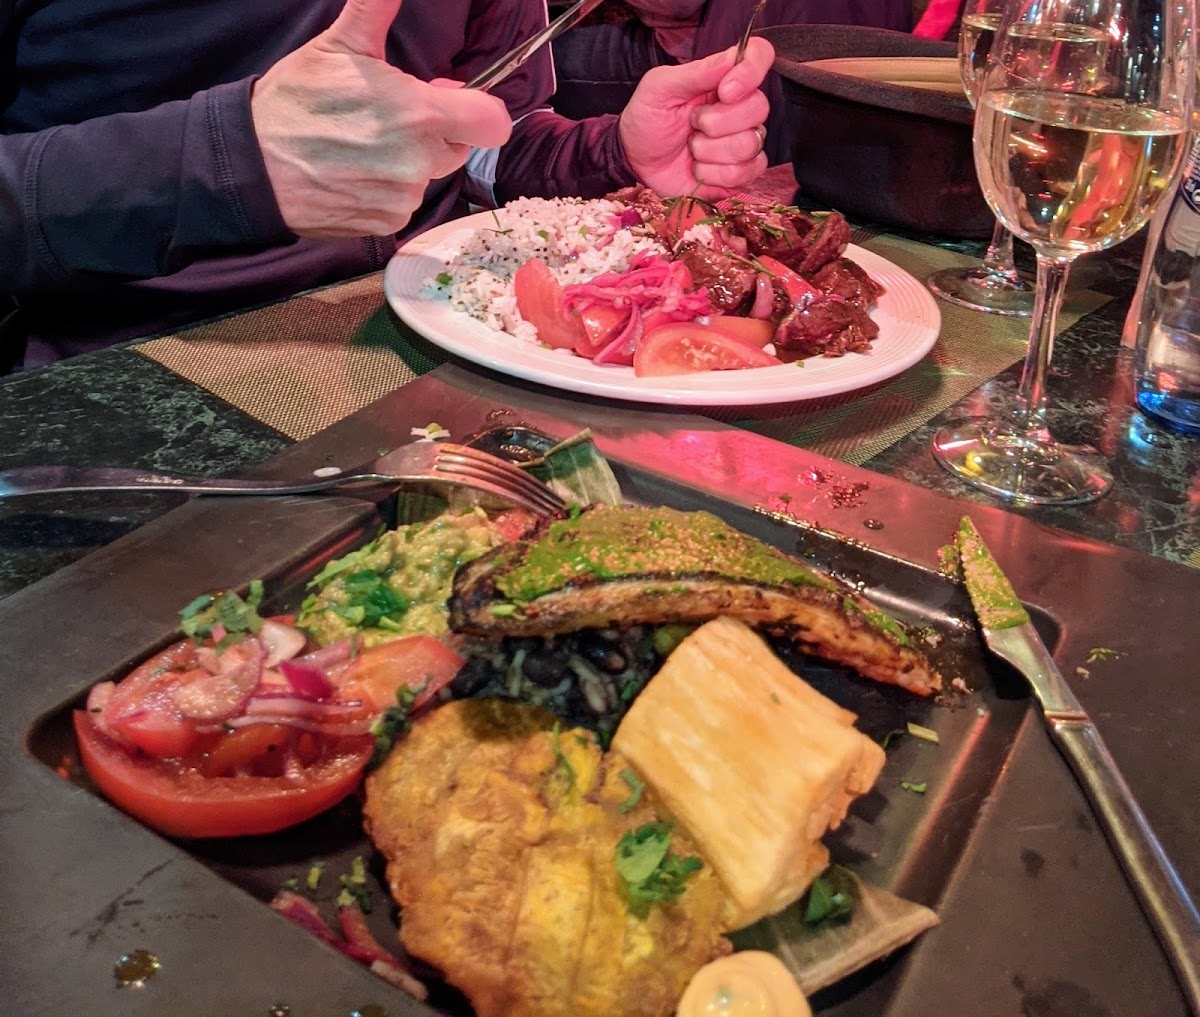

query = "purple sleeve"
[0,77,291,291]
[486,33,640,205]
[495,110,639,204]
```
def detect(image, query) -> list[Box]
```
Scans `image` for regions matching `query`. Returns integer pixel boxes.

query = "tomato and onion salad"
[74,618,463,839]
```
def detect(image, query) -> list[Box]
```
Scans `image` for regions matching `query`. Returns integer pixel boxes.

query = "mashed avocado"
[298,510,500,647]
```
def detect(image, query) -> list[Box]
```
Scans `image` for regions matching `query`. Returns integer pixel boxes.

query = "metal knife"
[465,0,606,91]
[956,516,1200,1015]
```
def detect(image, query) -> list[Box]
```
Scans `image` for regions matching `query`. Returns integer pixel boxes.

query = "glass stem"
[1011,253,1074,439]
[979,221,1022,284]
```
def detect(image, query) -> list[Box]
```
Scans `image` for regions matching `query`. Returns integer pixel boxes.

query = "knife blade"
[956,516,1200,1014]
[465,0,606,91]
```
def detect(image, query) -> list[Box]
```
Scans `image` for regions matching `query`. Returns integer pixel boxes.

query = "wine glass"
[926,0,1036,317]
[932,0,1194,505]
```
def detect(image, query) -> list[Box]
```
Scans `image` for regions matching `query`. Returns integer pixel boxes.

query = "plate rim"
[384,210,941,407]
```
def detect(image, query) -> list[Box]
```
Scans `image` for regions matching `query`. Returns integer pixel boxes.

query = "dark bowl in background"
[762,24,994,239]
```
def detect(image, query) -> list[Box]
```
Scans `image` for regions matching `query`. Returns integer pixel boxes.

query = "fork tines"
[434,446,567,518]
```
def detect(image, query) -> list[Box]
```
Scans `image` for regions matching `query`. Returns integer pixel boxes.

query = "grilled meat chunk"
[449,507,940,697]
[811,257,885,309]
[774,297,880,357]
[675,241,756,313]
[364,699,729,1017]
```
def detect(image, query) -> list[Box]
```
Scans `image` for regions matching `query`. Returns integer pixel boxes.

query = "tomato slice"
[74,711,372,839]
[657,196,718,245]
[331,635,464,713]
[100,641,204,758]
[576,304,630,358]
[756,254,820,303]
[513,258,587,350]
[633,322,783,377]
[704,315,777,349]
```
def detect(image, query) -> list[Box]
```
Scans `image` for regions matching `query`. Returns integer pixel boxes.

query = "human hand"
[251,0,513,239]
[617,36,774,200]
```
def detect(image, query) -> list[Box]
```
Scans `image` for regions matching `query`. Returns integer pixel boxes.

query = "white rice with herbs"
[426,196,668,345]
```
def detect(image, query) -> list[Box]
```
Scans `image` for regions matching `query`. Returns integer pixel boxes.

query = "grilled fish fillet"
[363,698,730,1017]
[449,506,939,696]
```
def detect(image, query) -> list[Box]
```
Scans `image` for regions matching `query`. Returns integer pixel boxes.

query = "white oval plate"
[383,211,941,407]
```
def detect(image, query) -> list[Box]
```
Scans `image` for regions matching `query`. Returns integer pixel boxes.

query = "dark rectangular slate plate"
[2,365,1195,1017]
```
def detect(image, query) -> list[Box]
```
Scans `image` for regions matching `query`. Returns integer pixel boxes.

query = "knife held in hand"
[957,516,1200,1015]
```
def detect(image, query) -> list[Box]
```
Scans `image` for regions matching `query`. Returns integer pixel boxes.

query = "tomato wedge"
[74,711,372,839]
[513,258,587,350]
[331,635,464,713]
[633,322,783,377]
[704,315,776,349]
[756,254,820,303]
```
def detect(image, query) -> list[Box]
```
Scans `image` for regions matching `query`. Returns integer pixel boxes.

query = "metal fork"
[736,0,770,62]
[0,442,568,518]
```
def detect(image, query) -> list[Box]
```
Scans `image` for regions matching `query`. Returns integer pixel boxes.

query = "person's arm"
[0,80,291,292]
[485,35,774,205]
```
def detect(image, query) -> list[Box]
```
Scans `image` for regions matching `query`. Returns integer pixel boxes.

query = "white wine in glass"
[927,1,1036,317]
[931,0,1193,506]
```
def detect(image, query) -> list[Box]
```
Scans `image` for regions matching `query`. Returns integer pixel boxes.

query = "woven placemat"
[136,238,1109,458]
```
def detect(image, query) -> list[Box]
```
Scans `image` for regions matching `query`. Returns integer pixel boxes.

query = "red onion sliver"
[279,659,335,701]
[260,619,308,667]
[297,638,354,670]
[750,273,774,319]
[371,960,429,1000]
[173,640,265,722]
[86,682,115,714]
[212,715,374,736]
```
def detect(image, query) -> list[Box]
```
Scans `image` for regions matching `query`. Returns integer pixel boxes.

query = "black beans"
[450,655,497,697]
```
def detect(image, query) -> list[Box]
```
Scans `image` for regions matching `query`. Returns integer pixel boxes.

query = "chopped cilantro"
[368,685,420,769]
[900,780,928,794]
[551,722,576,792]
[1086,646,1123,664]
[329,570,410,629]
[178,580,265,645]
[615,823,702,918]
[336,856,372,911]
[618,769,645,813]
[803,869,854,926]
[435,272,452,286]
[282,876,299,891]
[305,860,326,892]
[880,728,906,750]
[536,229,550,241]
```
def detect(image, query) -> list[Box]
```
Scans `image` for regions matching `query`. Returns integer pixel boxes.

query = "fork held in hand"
[736,0,770,62]
[0,442,568,518]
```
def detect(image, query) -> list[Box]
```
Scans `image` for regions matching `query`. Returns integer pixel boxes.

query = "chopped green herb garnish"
[551,722,576,793]
[178,580,265,645]
[1086,646,1123,664]
[283,876,299,891]
[435,272,453,286]
[906,721,939,744]
[880,728,906,750]
[489,603,518,617]
[305,860,326,892]
[900,780,928,794]
[330,570,410,629]
[803,869,854,926]
[615,822,702,917]
[536,229,550,241]
[618,769,645,813]
[336,856,372,911]
[368,685,420,769]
